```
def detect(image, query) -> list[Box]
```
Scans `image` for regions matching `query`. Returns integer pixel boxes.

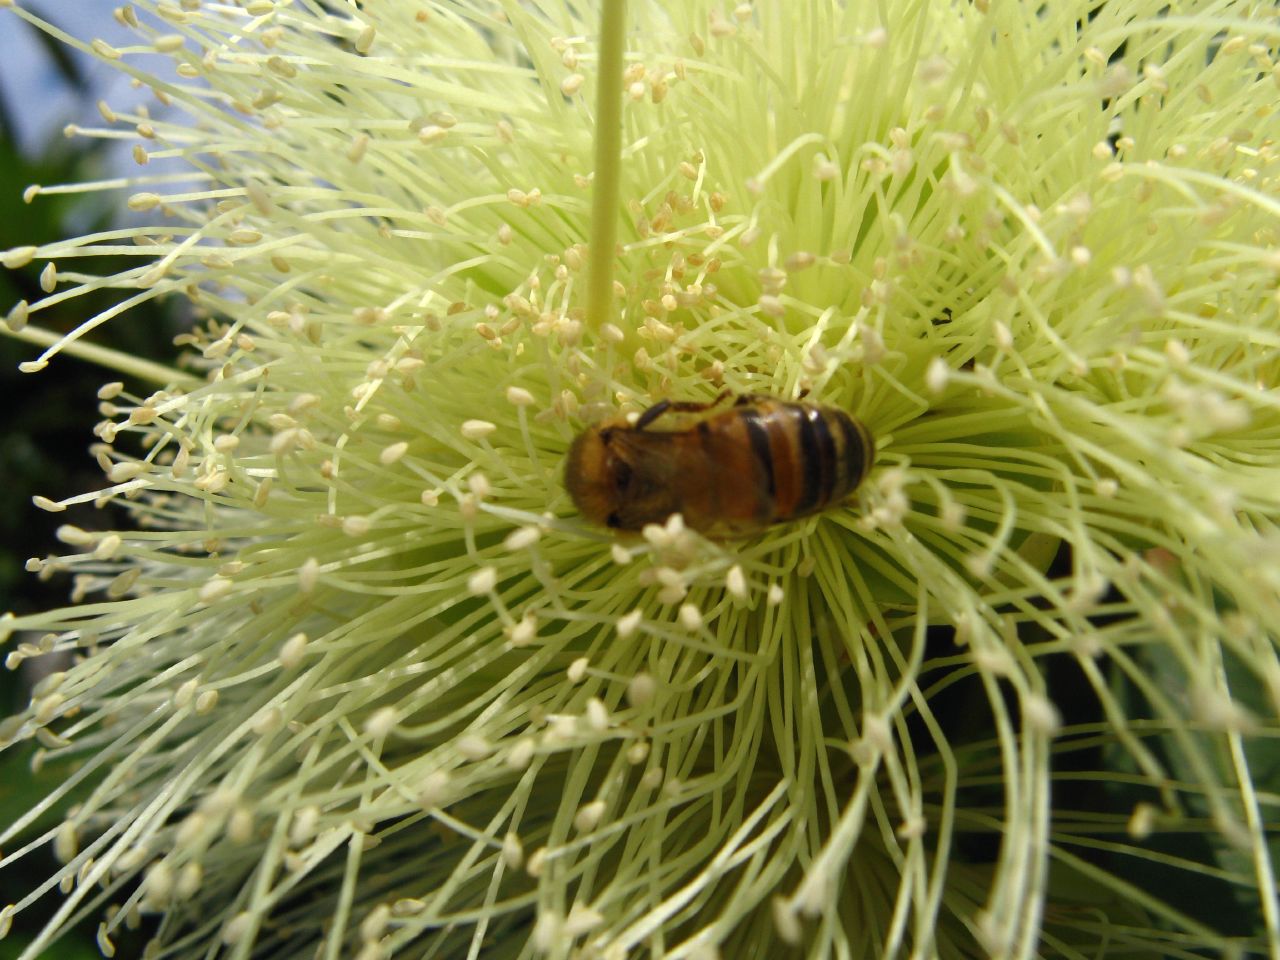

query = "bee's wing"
[609,428,683,482]
[613,427,711,524]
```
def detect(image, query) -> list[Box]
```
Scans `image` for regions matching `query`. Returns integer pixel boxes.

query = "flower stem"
[586,0,627,335]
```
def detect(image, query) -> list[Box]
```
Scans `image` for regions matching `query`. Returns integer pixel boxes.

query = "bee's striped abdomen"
[740,400,875,524]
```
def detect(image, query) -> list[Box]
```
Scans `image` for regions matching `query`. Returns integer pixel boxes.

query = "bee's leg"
[635,389,732,430]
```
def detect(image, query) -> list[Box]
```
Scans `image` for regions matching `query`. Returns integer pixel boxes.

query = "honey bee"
[565,392,875,535]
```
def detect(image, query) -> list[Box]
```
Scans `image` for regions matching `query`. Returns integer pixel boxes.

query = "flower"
[2,0,1279,958]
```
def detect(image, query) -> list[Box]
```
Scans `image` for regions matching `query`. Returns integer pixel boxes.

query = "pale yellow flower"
[2,1,1278,958]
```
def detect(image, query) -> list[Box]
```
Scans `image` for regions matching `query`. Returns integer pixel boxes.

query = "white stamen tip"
[1022,694,1062,736]
[457,734,491,759]
[364,707,397,738]
[461,419,497,440]
[467,566,498,595]
[504,526,540,551]
[627,673,657,708]
[199,577,234,604]
[772,896,802,944]
[342,515,372,537]
[1127,802,1158,840]
[617,609,643,638]
[925,357,950,394]
[501,831,524,869]
[585,697,609,731]
[298,557,320,594]
[508,615,536,647]
[725,565,748,598]
[380,441,409,465]
[221,912,253,946]
[416,771,451,808]
[574,800,606,832]
[678,603,703,630]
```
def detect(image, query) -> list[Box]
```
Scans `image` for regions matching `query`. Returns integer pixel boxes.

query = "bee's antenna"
[635,399,672,431]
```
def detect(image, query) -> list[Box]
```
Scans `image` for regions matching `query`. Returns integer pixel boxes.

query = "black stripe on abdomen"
[833,409,872,496]
[793,405,822,515]
[811,407,837,509]
[740,409,776,502]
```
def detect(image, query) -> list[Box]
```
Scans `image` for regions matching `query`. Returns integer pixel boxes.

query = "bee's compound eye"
[606,512,622,528]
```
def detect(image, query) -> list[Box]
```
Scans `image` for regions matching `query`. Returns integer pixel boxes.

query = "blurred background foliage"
[0,6,177,957]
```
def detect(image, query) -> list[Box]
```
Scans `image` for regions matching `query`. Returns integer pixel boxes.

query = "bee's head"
[563,424,641,529]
